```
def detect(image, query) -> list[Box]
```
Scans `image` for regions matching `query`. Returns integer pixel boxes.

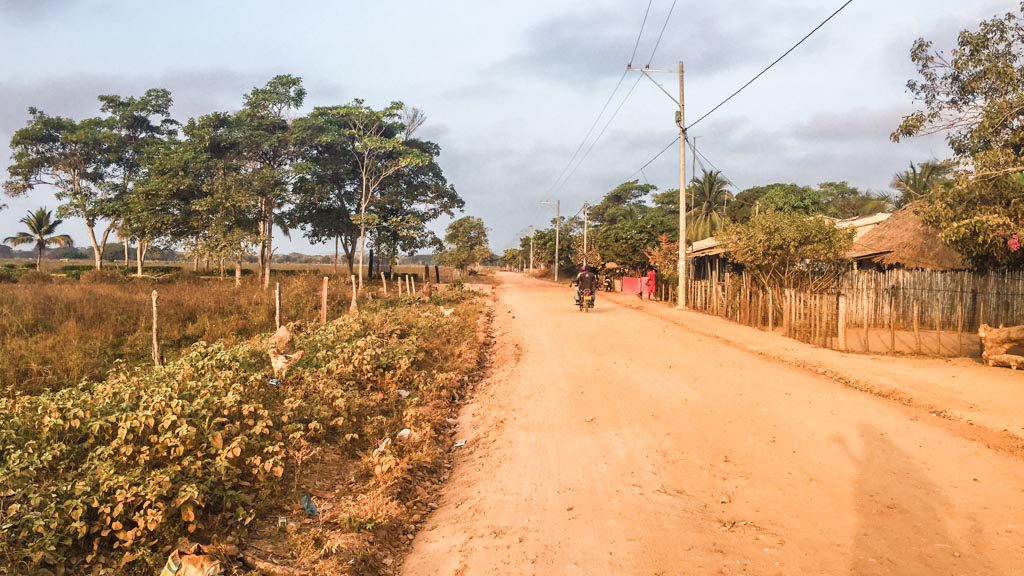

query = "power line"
[629,135,679,180]
[545,70,628,195]
[686,0,855,131]
[544,0,658,196]
[646,0,679,67]
[557,73,643,192]
[629,0,655,67]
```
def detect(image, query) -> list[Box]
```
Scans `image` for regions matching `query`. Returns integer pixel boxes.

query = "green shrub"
[79,269,127,284]
[0,290,483,574]
[18,270,53,284]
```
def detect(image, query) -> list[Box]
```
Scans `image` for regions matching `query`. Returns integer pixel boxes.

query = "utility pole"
[541,200,561,282]
[676,60,687,309]
[530,232,535,274]
[627,61,687,306]
[582,201,589,267]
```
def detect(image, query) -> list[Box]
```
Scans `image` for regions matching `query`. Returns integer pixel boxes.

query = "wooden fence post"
[889,290,896,353]
[350,275,358,313]
[321,276,329,324]
[411,275,417,295]
[935,300,942,356]
[380,272,389,296]
[837,293,847,351]
[275,282,282,329]
[768,289,775,333]
[434,265,440,284]
[151,290,162,367]
[913,299,921,354]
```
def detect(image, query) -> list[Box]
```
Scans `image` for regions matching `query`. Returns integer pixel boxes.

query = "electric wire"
[685,0,855,131]
[629,135,680,180]
[554,73,643,194]
[646,0,679,67]
[628,0,655,67]
[545,69,628,195]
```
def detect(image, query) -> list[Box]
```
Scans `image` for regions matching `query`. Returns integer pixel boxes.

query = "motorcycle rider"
[574,264,598,306]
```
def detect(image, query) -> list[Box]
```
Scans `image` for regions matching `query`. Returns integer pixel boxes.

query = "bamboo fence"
[680,269,1024,357]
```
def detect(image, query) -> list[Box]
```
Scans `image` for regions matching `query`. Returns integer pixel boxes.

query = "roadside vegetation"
[0,273,375,396]
[0,284,488,575]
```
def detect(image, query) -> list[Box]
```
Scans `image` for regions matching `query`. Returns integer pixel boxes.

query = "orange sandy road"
[402,272,1024,576]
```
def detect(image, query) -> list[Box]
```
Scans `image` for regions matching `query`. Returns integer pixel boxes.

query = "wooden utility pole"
[529,232,535,274]
[542,200,561,281]
[582,202,589,267]
[677,60,688,308]
[555,200,560,281]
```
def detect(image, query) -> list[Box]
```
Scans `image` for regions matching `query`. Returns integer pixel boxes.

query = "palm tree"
[4,207,74,271]
[891,160,950,207]
[686,169,733,241]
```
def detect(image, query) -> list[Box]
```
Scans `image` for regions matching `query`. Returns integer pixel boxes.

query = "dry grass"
[0,273,366,395]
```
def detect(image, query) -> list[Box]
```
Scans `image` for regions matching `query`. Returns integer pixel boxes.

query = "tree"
[437,216,490,273]
[917,174,1024,270]
[97,89,177,275]
[4,207,73,270]
[890,161,952,207]
[686,169,732,241]
[338,100,429,290]
[234,75,306,289]
[817,181,891,218]
[892,4,1024,177]
[643,233,679,280]
[4,110,112,269]
[722,210,854,292]
[726,183,812,223]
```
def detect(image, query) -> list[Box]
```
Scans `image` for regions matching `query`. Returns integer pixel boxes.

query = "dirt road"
[402,273,1024,575]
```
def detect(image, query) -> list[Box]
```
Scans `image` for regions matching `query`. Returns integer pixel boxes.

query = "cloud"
[0,69,347,137]
[0,0,76,21]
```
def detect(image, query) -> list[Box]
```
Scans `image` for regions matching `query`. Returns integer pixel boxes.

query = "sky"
[0,0,1014,254]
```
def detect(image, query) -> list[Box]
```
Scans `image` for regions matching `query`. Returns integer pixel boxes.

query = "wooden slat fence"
[681,269,1024,358]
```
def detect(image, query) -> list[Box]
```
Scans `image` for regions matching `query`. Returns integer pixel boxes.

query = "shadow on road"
[841,424,1001,575]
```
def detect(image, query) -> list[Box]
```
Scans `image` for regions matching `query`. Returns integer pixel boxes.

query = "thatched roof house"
[850,204,967,270]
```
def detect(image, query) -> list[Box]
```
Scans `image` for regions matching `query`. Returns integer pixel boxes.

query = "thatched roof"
[850,204,967,270]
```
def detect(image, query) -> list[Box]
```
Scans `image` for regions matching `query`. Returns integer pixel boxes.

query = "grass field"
[0,264,473,395]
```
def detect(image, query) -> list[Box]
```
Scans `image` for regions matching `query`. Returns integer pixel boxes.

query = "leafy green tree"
[97,88,177,274]
[437,216,490,273]
[917,174,1024,270]
[4,110,112,269]
[4,207,74,270]
[726,183,811,223]
[890,161,951,207]
[369,137,463,274]
[234,75,306,289]
[290,106,362,274]
[722,210,854,291]
[500,247,523,269]
[892,4,1024,177]
[338,100,429,289]
[817,181,891,218]
[686,169,732,241]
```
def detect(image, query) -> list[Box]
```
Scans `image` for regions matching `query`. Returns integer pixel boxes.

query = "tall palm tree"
[686,169,733,241]
[891,160,950,207]
[4,207,74,271]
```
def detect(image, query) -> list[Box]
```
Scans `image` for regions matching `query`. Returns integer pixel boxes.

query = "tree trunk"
[124,241,130,271]
[235,252,243,287]
[136,239,148,277]
[86,225,104,270]
[219,257,225,278]
[36,245,42,271]
[262,206,274,290]
[193,255,199,272]
[358,214,366,292]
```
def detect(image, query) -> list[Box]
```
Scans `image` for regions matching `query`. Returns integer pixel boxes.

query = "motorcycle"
[578,288,594,312]
[602,277,614,292]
